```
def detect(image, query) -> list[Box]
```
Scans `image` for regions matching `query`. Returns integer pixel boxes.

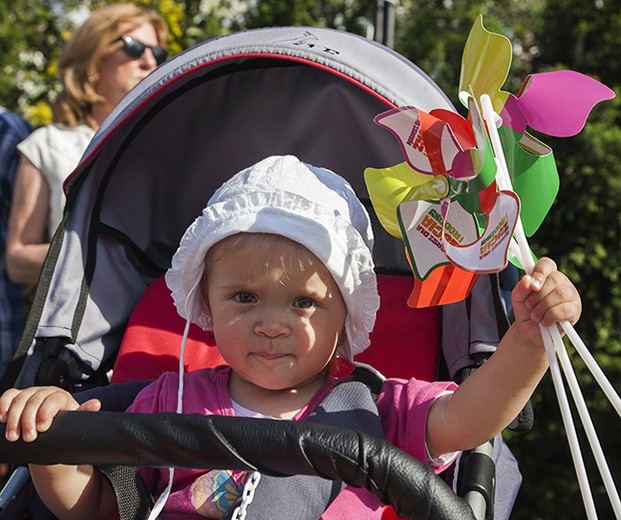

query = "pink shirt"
[126,365,457,519]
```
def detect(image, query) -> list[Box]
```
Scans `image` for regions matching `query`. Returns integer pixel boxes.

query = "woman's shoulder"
[17,123,95,174]
[30,122,93,141]
[18,122,94,153]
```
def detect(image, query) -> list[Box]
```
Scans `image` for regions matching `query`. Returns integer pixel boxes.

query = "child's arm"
[0,386,118,520]
[426,257,582,458]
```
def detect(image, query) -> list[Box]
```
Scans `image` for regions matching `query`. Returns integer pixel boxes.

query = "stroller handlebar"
[0,411,474,520]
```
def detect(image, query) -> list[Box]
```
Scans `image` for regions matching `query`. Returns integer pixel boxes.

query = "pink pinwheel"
[459,15,614,237]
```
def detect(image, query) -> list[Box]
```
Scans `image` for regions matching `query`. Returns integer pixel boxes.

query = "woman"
[0,108,33,377]
[5,3,168,292]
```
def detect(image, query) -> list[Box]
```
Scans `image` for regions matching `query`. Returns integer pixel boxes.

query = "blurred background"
[1,1,619,518]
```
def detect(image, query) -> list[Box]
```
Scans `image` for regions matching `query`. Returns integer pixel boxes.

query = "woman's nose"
[140,49,158,70]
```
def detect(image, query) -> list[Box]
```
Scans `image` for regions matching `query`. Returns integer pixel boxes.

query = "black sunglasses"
[116,35,167,65]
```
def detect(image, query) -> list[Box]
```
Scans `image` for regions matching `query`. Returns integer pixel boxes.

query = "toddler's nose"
[254,313,289,338]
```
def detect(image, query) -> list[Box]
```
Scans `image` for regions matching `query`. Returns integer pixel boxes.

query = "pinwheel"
[366,15,614,308]
[365,15,620,519]
[365,96,519,307]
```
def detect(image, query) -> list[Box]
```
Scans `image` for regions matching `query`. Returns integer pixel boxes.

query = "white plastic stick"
[506,241,604,519]
[538,324,598,519]
[479,93,600,519]
[479,97,534,272]
[552,327,621,517]
[561,320,621,418]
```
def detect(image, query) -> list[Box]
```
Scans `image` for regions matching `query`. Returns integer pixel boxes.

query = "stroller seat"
[107,269,444,520]
[112,273,441,384]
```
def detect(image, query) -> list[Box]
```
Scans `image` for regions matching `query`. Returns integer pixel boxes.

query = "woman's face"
[95,22,162,111]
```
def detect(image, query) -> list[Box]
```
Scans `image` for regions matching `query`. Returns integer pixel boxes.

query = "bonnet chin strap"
[148,318,192,519]
[226,370,385,520]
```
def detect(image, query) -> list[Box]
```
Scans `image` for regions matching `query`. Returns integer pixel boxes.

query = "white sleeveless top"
[17,123,94,235]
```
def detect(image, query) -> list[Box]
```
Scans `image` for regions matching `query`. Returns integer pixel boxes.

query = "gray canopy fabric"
[10,26,457,389]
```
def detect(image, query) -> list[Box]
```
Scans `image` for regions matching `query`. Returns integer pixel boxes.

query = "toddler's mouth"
[252,352,289,360]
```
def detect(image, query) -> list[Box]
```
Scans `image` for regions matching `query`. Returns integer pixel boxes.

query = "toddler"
[0,155,581,519]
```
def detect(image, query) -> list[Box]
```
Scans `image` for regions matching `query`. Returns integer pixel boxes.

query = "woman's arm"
[5,156,51,287]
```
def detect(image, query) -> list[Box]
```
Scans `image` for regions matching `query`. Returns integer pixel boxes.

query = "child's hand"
[0,387,101,443]
[511,257,582,349]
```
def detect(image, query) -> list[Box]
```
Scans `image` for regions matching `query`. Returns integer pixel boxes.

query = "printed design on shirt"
[190,469,244,517]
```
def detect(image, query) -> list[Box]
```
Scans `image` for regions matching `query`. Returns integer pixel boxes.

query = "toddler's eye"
[294,297,315,309]
[233,292,256,304]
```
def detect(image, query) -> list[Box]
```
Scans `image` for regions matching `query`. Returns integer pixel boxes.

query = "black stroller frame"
[0,26,521,520]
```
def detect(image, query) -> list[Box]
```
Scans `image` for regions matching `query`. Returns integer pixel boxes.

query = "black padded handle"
[0,411,474,520]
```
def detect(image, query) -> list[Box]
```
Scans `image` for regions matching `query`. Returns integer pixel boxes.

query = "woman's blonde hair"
[51,2,168,128]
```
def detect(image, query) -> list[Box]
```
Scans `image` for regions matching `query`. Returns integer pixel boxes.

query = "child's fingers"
[0,389,25,441]
[0,388,22,420]
[541,300,582,328]
[528,257,558,292]
[2,388,37,441]
[14,389,59,442]
[512,258,558,307]
[1,387,77,442]
[528,278,581,327]
[517,271,581,328]
[512,258,581,326]
[30,391,79,437]
[77,398,102,412]
[0,387,48,441]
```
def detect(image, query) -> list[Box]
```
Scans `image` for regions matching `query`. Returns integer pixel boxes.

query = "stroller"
[0,26,522,519]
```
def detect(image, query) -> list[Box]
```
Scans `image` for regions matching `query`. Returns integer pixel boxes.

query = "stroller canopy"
[12,26,454,388]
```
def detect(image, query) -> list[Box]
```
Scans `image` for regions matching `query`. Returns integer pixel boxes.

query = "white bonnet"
[165,155,379,359]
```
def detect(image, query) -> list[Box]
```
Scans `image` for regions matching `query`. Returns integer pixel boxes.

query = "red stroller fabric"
[112,273,440,384]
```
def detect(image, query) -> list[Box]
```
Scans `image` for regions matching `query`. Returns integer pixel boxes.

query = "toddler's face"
[203,234,347,394]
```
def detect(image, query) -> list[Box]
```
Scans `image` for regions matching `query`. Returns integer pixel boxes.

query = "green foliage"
[535,0,621,91]
[146,0,227,53]
[395,0,545,109]
[0,1,65,119]
[227,0,373,33]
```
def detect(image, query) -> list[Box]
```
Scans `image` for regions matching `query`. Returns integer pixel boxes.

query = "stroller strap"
[226,372,385,520]
[92,367,385,520]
